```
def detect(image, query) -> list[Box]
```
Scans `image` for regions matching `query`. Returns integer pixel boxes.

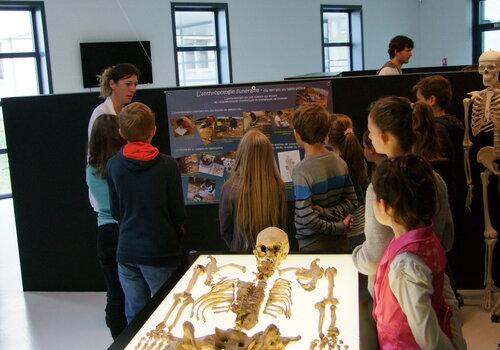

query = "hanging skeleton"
[463,49,500,317]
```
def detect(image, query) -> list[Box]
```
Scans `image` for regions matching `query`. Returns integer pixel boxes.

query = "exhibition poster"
[165,80,333,205]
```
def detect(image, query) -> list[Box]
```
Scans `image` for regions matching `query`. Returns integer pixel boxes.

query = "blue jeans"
[118,263,177,323]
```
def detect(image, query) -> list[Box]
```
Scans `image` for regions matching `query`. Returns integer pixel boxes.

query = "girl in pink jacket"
[371,155,466,350]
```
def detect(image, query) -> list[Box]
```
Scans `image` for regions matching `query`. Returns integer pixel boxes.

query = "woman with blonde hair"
[87,63,139,217]
[219,129,287,252]
[88,63,139,139]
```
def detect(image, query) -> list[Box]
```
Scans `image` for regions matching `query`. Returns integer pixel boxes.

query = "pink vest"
[373,226,452,349]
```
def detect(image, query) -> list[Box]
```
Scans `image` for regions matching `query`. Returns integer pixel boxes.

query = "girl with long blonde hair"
[219,129,287,252]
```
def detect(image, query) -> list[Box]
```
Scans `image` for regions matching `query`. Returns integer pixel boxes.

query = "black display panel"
[80,41,153,88]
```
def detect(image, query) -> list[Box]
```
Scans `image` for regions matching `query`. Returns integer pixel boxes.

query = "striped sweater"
[293,152,358,248]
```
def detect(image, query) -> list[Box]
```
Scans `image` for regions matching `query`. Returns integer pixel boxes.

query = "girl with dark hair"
[328,114,369,250]
[354,97,454,278]
[362,129,386,174]
[87,63,140,234]
[352,96,465,349]
[371,155,466,349]
[86,114,127,339]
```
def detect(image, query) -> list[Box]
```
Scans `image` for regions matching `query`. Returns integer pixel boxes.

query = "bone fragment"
[168,295,193,332]
[279,258,324,291]
[231,280,267,330]
[204,255,246,285]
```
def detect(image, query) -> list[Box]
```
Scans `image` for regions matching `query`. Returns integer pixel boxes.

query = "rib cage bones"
[470,89,500,138]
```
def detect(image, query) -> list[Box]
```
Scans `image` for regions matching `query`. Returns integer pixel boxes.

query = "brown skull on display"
[253,227,290,280]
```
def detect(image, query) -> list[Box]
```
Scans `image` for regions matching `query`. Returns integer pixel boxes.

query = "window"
[473,0,500,62]
[0,1,52,198]
[321,5,363,73]
[171,3,232,86]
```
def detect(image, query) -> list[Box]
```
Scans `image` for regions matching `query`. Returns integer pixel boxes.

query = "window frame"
[0,1,52,199]
[472,0,500,62]
[171,2,232,86]
[321,5,363,73]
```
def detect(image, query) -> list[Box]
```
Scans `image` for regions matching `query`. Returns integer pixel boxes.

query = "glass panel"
[177,50,218,86]
[0,10,35,53]
[0,58,39,98]
[323,12,349,43]
[479,0,500,23]
[483,30,500,51]
[0,153,11,196]
[175,11,216,47]
[324,46,350,72]
[0,107,6,149]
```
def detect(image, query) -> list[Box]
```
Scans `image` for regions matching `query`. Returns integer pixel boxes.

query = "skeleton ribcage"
[471,90,499,138]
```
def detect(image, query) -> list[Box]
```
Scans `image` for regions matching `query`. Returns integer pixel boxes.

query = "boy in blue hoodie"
[107,102,186,323]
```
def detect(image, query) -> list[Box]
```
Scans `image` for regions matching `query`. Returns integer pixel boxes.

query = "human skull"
[253,227,289,279]
[478,50,500,88]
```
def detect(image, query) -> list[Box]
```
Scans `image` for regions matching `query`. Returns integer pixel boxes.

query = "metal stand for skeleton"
[462,50,500,322]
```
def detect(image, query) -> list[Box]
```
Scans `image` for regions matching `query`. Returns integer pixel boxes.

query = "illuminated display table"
[111,254,359,349]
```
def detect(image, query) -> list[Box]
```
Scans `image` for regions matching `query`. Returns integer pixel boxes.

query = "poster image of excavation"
[165,80,332,205]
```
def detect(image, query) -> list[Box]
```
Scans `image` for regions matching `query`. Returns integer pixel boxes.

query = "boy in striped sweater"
[292,103,358,253]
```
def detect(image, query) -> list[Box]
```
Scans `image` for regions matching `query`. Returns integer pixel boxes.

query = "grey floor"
[0,198,499,350]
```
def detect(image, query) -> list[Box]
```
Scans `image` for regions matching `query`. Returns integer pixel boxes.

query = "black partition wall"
[331,72,499,291]
[3,72,497,291]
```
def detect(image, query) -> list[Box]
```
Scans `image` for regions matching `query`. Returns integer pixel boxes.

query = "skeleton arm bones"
[463,95,475,210]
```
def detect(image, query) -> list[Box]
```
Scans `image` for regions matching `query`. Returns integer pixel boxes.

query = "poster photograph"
[165,80,332,205]
[278,149,301,183]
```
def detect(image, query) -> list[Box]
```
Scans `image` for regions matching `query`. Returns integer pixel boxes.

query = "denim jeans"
[96,223,127,339]
[118,262,177,323]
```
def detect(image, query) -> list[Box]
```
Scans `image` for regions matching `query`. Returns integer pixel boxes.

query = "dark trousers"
[299,234,350,254]
[97,223,127,339]
[358,274,380,350]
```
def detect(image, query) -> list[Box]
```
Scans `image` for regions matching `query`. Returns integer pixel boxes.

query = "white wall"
[18,0,472,93]
[418,0,472,67]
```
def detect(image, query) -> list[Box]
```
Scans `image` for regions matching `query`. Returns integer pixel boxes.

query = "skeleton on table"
[231,227,291,330]
[463,49,500,319]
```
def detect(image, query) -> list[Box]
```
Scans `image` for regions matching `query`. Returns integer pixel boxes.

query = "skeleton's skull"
[478,50,500,88]
[253,227,289,279]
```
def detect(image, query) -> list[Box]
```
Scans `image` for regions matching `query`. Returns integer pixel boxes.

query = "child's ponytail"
[411,101,442,161]
[329,114,368,189]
